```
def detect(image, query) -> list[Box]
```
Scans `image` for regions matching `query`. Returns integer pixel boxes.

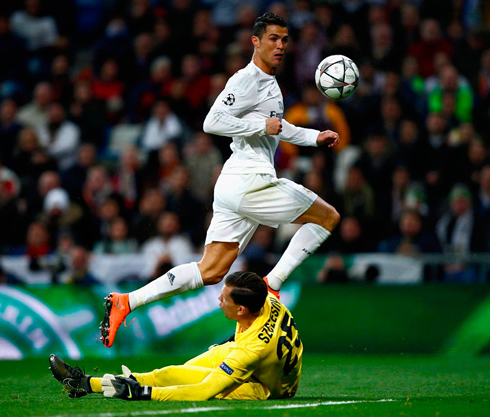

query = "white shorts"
[205,173,317,254]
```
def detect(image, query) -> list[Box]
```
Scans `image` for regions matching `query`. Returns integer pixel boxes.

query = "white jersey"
[203,62,319,176]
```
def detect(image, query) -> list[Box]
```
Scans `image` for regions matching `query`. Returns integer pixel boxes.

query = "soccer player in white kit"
[100,13,341,348]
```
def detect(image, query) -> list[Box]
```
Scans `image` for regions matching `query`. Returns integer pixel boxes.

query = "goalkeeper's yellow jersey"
[142,293,303,401]
[219,293,303,399]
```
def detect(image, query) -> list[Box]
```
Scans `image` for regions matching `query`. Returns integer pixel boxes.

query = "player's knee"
[328,207,341,229]
[203,274,225,285]
[318,206,340,231]
[198,263,228,285]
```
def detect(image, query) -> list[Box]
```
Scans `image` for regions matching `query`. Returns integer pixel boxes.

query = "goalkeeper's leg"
[91,365,268,400]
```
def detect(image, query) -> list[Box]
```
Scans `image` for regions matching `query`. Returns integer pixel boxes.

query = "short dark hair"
[225,271,268,313]
[252,13,287,39]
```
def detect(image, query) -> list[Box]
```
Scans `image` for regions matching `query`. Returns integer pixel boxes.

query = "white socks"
[267,223,331,291]
[129,262,204,310]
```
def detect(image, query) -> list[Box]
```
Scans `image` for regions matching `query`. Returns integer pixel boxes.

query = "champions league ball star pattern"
[315,55,359,100]
[223,93,236,106]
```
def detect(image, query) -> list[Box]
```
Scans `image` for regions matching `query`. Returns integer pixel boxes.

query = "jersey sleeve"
[279,119,319,147]
[149,347,260,401]
[203,75,266,138]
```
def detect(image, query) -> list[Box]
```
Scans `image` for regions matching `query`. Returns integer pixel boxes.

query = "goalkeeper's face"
[218,285,241,320]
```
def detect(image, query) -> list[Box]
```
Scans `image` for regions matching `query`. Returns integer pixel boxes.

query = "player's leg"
[101,245,238,348]
[237,175,339,293]
[266,196,340,291]
[101,175,258,347]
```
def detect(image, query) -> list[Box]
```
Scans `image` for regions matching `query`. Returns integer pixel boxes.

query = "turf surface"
[0,354,489,417]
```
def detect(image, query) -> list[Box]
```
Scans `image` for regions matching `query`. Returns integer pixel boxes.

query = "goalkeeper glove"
[101,365,152,401]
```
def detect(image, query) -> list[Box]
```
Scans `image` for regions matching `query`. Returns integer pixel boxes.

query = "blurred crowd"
[1,0,490,284]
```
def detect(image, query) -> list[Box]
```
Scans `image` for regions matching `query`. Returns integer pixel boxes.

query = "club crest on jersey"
[223,93,235,106]
[219,362,234,375]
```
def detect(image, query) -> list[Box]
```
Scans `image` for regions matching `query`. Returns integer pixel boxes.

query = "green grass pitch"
[0,354,489,417]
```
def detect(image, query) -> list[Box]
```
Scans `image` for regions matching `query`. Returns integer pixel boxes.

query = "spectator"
[36,102,81,170]
[141,100,184,153]
[436,184,476,255]
[408,18,454,78]
[316,253,349,284]
[60,246,97,285]
[0,152,21,199]
[69,80,106,147]
[16,81,53,129]
[11,127,57,197]
[355,133,396,233]
[184,131,222,205]
[127,56,175,123]
[93,15,131,76]
[140,211,195,280]
[92,58,125,124]
[10,0,59,51]
[370,23,402,72]
[284,83,351,157]
[163,164,206,246]
[10,0,59,78]
[341,166,376,229]
[112,146,144,210]
[62,143,97,200]
[24,170,61,222]
[25,220,51,259]
[127,0,155,36]
[0,14,27,84]
[82,165,114,215]
[0,99,23,165]
[174,54,211,124]
[380,209,441,255]
[131,188,166,245]
[126,32,154,85]
[436,184,478,281]
[333,216,375,254]
[399,56,426,116]
[0,181,24,252]
[48,54,72,107]
[473,165,490,252]
[241,225,275,278]
[93,216,138,255]
[395,119,430,182]
[93,196,123,243]
[427,64,474,124]
[294,21,325,88]
[37,186,83,247]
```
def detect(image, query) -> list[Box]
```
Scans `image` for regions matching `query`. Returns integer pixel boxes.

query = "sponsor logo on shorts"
[219,361,234,375]
[167,273,175,286]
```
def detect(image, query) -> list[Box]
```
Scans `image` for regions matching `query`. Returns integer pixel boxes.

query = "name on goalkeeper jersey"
[258,297,282,343]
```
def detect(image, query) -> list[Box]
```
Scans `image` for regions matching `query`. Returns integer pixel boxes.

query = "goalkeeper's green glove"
[101,365,152,401]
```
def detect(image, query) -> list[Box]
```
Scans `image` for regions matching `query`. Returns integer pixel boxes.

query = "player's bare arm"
[317,130,339,147]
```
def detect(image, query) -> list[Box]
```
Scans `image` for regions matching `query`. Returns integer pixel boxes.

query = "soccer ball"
[315,55,359,100]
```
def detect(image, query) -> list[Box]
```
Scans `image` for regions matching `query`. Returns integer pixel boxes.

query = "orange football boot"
[263,277,280,300]
[100,292,132,348]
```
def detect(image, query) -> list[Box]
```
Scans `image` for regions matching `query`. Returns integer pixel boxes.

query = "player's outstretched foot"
[263,277,280,300]
[100,292,131,348]
[49,353,92,398]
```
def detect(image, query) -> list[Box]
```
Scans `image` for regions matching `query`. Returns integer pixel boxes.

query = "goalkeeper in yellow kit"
[49,271,303,401]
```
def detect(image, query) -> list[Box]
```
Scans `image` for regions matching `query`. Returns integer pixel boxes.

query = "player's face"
[218,285,240,320]
[253,25,289,73]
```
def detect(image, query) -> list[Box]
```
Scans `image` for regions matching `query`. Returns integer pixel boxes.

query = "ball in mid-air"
[315,55,359,99]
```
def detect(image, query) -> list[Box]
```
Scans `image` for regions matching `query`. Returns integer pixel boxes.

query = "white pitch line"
[49,399,396,417]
